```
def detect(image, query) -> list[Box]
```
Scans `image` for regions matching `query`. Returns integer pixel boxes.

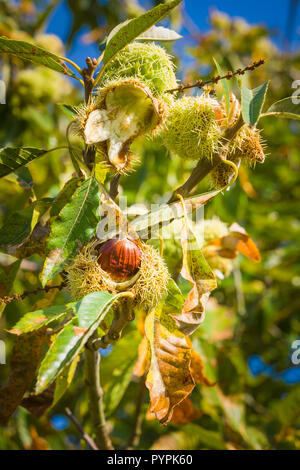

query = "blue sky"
[45,0,300,70]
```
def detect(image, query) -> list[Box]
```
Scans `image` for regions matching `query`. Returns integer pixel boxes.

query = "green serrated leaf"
[35,291,119,393]
[241,80,269,126]
[103,0,183,66]
[260,96,300,120]
[107,22,182,44]
[42,176,100,285]
[11,305,72,334]
[213,57,230,116]
[50,177,82,218]
[52,355,79,407]
[0,36,77,78]
[11,167,34,190]
[0,147,48,178]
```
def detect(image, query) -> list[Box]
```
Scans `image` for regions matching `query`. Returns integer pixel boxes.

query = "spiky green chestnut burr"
[160,95,223,161]
[99,42,177,98]
[229,125,266,166]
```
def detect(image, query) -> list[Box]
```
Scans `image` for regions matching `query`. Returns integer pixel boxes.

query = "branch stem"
[166,59,265,94]
[65,407,99,450]
[84,333,114,450]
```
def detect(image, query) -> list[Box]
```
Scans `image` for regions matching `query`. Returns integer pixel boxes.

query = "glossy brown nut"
[97,237,142,282]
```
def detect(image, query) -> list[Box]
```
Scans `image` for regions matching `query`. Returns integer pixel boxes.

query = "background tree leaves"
[0,328,47,426]
[145,303,195,425]
[0,147,48,178]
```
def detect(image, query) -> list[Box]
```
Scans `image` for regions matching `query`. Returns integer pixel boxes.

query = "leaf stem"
[59,56,83,77]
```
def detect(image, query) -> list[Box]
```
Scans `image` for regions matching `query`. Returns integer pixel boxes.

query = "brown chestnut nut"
[97,237,142,282]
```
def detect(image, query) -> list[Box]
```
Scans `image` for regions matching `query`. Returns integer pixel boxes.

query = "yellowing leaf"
[172,207,217,335]
[190,346,215,387]
[95,155,109,184]
[133,335,150,377]
[170,397,201,425]
[145,306,194,424]
[209,222,261,263]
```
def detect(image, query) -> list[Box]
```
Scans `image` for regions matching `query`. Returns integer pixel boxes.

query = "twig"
[166,59,265,94]
[168,114,245,203]
[0,282,65,305]
[82,57,98,104]
[65,407,99,450]
[126,375,146,449]
[84,333,114,450]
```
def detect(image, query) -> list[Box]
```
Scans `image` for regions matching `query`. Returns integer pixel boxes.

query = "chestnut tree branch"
[65,407,99,450]
[166,59,265,94]
[0,282,65,305]
[84,332,114,450]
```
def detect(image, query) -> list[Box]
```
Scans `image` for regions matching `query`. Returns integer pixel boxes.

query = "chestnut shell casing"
[97,237,142,282]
